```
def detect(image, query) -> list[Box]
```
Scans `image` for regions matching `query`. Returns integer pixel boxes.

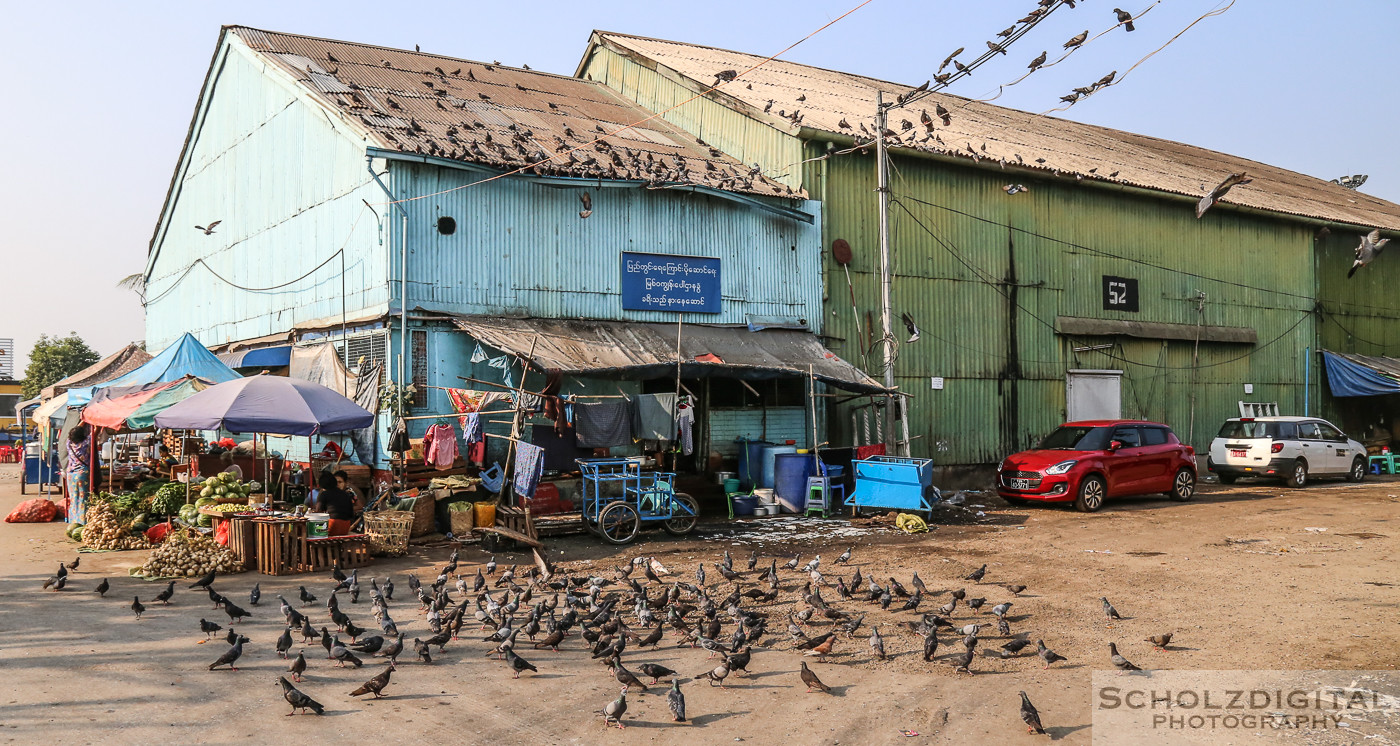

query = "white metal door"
[1067,370,1123,421]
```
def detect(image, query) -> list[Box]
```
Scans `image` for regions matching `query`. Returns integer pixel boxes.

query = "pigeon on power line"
[1348,229,1389,278]
[1114,8,1136,31]
[1196,172,1252,218]
[1063,30,1088,49]
[1019,691,1047,734]
[1028,51,1047,70]
[900,312,921,343]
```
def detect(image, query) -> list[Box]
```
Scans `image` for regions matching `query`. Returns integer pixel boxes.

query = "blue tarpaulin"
[218,345,292,369]
[1322,350,1400,397]
[97,333,240,391]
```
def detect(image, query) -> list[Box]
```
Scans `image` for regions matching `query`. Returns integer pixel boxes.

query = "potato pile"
[135,530,242,579]
[82,501,151,551]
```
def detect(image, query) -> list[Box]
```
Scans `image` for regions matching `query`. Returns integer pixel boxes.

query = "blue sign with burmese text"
[620,252,722,314]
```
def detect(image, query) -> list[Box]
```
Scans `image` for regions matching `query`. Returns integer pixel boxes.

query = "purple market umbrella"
[153,374,374,435]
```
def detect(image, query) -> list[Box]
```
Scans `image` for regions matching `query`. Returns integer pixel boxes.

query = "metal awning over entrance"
[448,317,888,394]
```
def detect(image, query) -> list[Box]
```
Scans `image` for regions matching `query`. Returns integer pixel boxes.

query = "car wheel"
[1285,459,1308,488]
[1168,468,1195,501]
[1217,473,1237,485]
[1074,475,1106,513]
[1348,457,1367,483]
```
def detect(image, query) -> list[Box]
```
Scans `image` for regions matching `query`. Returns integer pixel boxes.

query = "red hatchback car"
[997,420,1197,512]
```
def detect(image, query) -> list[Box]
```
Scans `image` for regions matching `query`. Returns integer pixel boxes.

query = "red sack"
[145,522,171,544]
[5,499,59,523]
[215,519,230,546]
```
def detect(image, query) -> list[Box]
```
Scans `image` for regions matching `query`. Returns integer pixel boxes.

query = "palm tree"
[116,273,147,304]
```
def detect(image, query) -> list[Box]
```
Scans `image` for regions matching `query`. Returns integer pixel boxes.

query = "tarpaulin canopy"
[41,343,153,400]
[449,316,890,394]
[1322,350,1400,397]
[218,345,292,369]
[82,379,183,430]
[154,374,375,436]
[93,333,240,394]
[126,377,211,431]
[32,392,70,426]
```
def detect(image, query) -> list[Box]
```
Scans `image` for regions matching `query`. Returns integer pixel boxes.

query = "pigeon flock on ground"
[44,542,1176,733]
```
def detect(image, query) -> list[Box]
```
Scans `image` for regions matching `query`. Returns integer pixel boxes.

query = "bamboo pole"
[496,335,539,508]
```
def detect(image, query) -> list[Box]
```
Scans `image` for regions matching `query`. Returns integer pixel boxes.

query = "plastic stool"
[805,477,829,518]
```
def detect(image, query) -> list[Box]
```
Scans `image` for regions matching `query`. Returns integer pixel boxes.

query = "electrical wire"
[1042,0,1237,114]
[377,0,876,206]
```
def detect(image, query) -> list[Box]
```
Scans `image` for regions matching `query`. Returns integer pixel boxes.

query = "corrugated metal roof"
[592,31,1400,231]
[40,343,154,400]
[225,26,799,199]
[449,316,886,393]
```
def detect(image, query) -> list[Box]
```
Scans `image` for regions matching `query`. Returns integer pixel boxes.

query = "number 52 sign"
[1102,275,1139,312]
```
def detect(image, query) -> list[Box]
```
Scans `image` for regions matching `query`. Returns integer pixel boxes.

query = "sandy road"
[2,464,1397,744]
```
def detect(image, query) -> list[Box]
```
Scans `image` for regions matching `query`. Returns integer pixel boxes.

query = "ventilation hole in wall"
[437,216,457,235]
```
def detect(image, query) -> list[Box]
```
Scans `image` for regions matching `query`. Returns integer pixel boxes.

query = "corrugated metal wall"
[580,45,805,192]
[807,144,1317,461]
[1314,228,1400,432]
[385,161,823,328]
[145,40,390,351]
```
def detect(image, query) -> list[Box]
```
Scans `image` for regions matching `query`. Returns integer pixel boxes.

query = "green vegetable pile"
[151,482,187,517]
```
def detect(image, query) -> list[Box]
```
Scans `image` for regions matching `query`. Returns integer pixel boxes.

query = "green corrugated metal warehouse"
[578,31,1400,468]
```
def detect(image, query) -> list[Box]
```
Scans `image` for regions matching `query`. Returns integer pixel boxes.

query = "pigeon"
[602,688,628,729]
[803,634,836,661]
[200,619,223,639]
[1006,585,1027,596]
[637,663,678,684]
[194,221,221,235]
[800,661,831,693]
[949,647,974,674]
[1001,638,1032,658]
[935,102,952,126]
[276,626,294,658]
[1109,642,1140,674]
[1019,691,1046,734]
[350,635,385,655]
[992,602,1012,618]
[967,598,986,612]
[667,680,686,722]
[224,601,252,623]
[997,617,1011,636]
[869,626,886,660]
[1063,30,1088,49]
[834,547,852,565]
[1101,597,1122,621]
[923,633,939,661]
[937,599,957,616]
[696,662,731,688]
[331,639,364,668]
[209,637,245,671]
[1196,172,1252,218]
[414,638,432,663]
[189,570,217,590]
[67,556,79,571]
[900,312,921,343]
[279,676,323,715]
[299,586,317,606]
[1028,51,1047,70]
[951,588,967,601]
[288,650,308,682]
[1349,229,1390,278]
[249,583,260,606]
[611,660,648,692]
[901,592,923,612]
[964,564,986,582]
[131,596,145,620]
[226,628,240,646]
[1145,632,1174,651]
[381,634,405,662]
[1037,640,1067,669]
[94,578,109,597]
[154,581,175,605]
[349,663,395,697]
[1114,8,1135,31]
[506,649,537,678]
[579,192,593,220]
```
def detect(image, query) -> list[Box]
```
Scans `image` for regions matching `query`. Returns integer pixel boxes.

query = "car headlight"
[1044,460,1077,475]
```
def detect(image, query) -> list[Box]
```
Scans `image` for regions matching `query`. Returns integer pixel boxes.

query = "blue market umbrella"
[153,374,374,436]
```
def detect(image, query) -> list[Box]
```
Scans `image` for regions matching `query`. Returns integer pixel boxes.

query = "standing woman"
[66,423,92,523]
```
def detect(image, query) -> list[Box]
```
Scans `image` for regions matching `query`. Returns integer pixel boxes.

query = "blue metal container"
[847,456,936,513]
[760,445,797,488]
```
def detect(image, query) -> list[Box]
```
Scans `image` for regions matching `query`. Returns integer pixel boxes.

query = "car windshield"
[1218,421,1288,439]
[1039,426,1113,451]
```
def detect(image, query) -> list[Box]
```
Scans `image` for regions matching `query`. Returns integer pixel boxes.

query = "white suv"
[1207,416,1368,487]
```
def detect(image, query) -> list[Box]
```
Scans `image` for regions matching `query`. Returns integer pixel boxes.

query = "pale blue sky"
[2,0,1394,372]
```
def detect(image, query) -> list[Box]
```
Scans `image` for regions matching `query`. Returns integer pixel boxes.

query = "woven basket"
[410,493,436,538]
[363,510,414,556]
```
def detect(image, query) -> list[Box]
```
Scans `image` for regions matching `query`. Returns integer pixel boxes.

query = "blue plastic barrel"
[773,453,813,512]
[736,439,772,490]
[760,445,798,488]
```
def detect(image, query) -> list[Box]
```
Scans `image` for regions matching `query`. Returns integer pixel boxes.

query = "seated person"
[334,470,363,513]
[314,471,359,536]
[219,451,243,480]
[150,444,179,478]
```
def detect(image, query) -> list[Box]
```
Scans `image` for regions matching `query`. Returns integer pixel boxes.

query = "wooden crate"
[254,517,308,575]
[227,514,257,571]
[304,536,372,571]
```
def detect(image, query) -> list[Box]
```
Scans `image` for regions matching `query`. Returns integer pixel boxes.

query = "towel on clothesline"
[513,442,545,498]
[446,388,511,431]
[632,393,678,441]
[423,423,458,469]
[575,401,634,448]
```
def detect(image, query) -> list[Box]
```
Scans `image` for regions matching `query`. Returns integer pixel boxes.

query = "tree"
[22,333,100,399]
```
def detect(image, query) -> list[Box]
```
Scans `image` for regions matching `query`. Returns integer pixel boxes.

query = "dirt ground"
[2,463,1398,744]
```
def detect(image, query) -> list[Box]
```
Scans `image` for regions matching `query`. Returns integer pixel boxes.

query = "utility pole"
[874,93,910,456]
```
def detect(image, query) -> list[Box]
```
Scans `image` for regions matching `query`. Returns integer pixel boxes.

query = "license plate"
[1230,449,1247,458]
[1010,479,1033,490]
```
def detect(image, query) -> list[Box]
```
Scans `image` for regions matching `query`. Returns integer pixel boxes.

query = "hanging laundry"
[676,401,695,456]
[575,400,634,448]
[422,423,459,469]
[388,417,411,454]
[446,388,511,430]
[463,413,486,465]
[470,344,489,364]
[514,442,545,498]
[632,393,678,441]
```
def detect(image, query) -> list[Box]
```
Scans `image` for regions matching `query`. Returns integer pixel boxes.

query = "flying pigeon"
[1348,229,1389,278]
[194,221,221,235]
[900,312,921,343]
[1196,172,1252,218]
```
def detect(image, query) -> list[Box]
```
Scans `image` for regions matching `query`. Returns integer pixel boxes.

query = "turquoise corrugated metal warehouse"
[579,31,1400,468]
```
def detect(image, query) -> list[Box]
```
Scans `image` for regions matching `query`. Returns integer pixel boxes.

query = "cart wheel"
[663,493,699,536]
[598,501,640,545]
